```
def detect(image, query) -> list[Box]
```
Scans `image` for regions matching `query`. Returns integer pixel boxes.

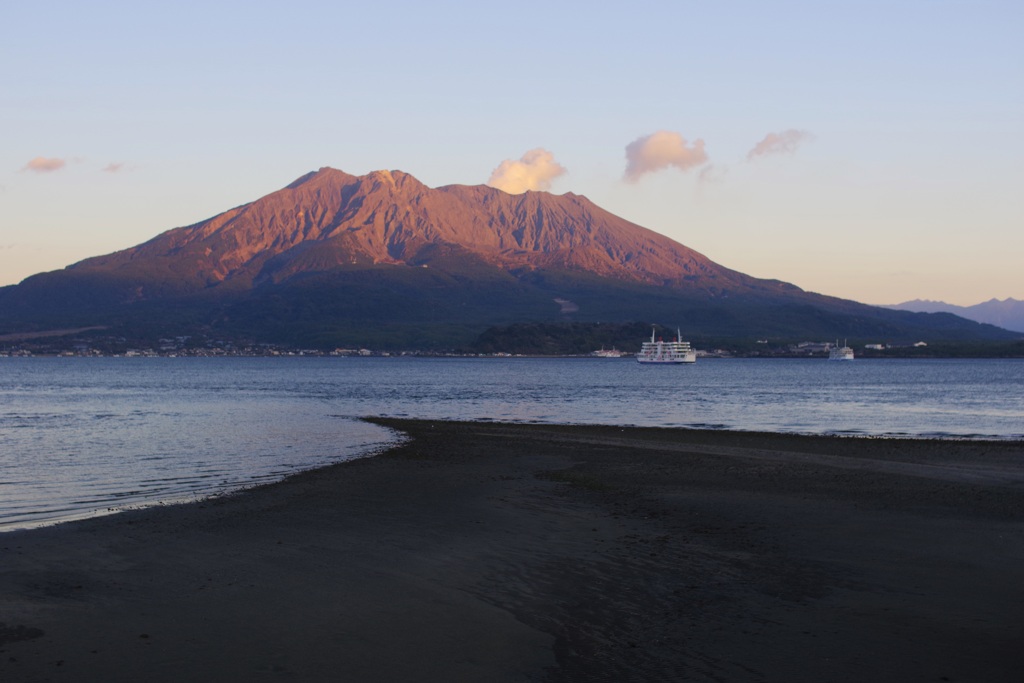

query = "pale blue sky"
[3,1,1021,305]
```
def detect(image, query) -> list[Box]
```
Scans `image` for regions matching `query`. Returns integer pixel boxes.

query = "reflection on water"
[1,356,1022,530]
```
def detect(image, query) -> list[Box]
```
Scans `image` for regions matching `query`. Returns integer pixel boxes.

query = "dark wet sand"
[2,419,1023,682]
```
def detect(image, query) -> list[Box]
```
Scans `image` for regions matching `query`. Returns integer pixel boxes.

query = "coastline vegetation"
[2,321,1021,359]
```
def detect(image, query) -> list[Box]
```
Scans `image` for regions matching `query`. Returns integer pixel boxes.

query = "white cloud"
[487,148,567,194]
[22,157,67,173]
[747,129,813,160]
[624,131,708,182]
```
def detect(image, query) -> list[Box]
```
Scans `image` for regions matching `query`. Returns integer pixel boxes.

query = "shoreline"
[3,422,1020,535]
[5,423,1018,537]
[2,419,1023,681]
[5,353,1024,361]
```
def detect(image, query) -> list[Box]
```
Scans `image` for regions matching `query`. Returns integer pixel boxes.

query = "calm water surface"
[2,356,1022,530]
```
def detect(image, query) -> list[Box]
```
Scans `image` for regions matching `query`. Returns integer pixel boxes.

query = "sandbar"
[2,419,1023,681]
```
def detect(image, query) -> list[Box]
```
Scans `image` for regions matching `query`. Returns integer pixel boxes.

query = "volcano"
[0,167,1013,349]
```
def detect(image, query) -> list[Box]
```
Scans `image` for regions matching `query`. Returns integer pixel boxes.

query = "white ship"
[636,327,696,364]
[829,340,855,361]
[591,347,625,358]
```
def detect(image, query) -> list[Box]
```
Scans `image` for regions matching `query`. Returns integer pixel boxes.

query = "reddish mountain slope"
[69,167,792,297]
[3,167,1012,348]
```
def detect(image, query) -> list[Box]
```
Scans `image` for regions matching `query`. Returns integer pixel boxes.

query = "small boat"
[636,326,696,364]
[591,347,624,358]
[829,340,855,361]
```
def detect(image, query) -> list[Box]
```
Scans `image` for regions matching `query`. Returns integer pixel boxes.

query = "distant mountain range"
[885,299,1024,333]
[0,167,1017,349]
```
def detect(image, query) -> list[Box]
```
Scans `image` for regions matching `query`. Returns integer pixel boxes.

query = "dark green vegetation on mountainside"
[0,168,1017,351]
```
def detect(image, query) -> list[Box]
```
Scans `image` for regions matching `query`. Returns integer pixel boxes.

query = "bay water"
[2,356,1022,531]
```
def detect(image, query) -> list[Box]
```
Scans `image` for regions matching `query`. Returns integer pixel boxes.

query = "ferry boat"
[829,340,855,361]
[636,327,696,364]
[591,347,624,358]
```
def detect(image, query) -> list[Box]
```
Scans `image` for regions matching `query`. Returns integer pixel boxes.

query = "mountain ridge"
[0,167,1016,349]
[60,167,795,296]
[886,298,1024,333]
[66,169,761,286]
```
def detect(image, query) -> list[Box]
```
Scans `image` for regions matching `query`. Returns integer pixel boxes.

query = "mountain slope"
[60,167,781,293]
[0,168,1016,348]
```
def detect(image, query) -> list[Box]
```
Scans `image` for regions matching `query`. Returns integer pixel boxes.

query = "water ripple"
[1,356,1020,531]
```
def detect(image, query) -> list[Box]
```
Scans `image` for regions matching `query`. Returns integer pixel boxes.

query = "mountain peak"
[4,166,1017,347]
[887,297,1024,333]
[285,166,355,189]
[60,166,762,294]
[366,169,396,185]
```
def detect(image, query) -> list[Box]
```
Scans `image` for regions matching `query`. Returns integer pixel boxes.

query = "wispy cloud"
[22,157,67,173]
[488,148,567,194]
[101,162,125,173]
[697,164,726,185]
[746,129,813,161]
[624,131,708,182]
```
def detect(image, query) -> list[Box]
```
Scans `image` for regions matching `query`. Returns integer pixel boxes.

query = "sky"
[3,1,1022,306]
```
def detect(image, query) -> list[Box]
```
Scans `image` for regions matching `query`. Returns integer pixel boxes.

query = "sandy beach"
[2,419,1023,682]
